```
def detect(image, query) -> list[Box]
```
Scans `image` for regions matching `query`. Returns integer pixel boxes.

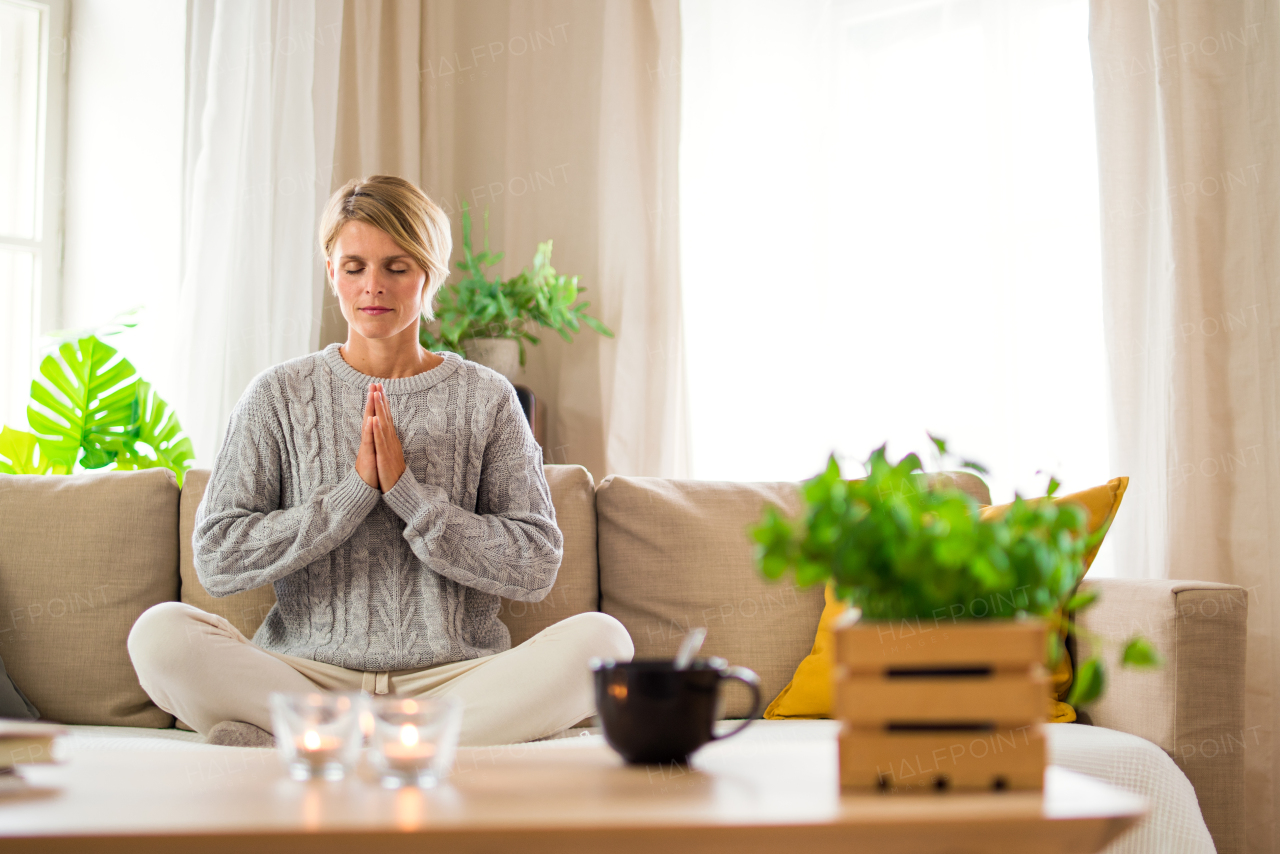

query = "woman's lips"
[361,307,392,315]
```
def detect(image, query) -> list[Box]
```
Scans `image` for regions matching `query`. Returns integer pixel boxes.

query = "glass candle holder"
[269,691,364,782]
[367,695,463,789]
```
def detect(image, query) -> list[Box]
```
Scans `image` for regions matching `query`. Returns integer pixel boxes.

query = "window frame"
[0,0,69,340]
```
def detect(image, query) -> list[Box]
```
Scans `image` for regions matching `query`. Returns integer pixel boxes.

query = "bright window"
[680,0,1110,563]
[0,0,66,427]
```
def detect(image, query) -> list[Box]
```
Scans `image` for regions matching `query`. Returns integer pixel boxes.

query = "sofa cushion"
[597,476,824,719]
[499,465,599,646]
[0,468,178,727]
[179,465,599,648]
[0,651,38,719]
[923,470,991,505]
[179,469,277,640]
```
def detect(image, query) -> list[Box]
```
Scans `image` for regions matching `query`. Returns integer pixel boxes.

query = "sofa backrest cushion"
[596,476,824,719]
[500,465,599,645]
[0,468,178,727]
[177,468,277,640]
[924,471,991,505]
[178,464,599,648]
[179,469,278,640]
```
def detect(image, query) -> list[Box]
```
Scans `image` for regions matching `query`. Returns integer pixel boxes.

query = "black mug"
[591,656,762,764]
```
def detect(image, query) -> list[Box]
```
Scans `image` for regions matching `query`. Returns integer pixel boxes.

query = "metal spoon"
[673,627,708,670]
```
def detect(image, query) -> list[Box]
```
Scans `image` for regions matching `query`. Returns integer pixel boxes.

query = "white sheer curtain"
[174,0,343,465]
[680,0,1110,531]
[1090,2,1280,850]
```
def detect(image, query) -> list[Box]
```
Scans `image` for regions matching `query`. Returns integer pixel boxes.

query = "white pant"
[127,602,634,746]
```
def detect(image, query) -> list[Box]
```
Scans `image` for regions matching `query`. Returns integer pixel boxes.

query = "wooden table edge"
[0,812,1143,854]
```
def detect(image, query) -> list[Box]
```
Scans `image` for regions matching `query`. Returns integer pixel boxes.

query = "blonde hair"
[319,176,452,319]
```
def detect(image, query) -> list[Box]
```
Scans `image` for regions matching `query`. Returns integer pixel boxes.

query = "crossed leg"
[127,602,634,746]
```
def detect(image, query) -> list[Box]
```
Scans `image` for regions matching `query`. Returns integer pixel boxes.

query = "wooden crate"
[839,724,1046,793]
[834,672,1048,726]
[834,618,1049,793]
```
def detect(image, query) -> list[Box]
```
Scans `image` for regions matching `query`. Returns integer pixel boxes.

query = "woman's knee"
[557,611,634,663]
[127,602,207,677]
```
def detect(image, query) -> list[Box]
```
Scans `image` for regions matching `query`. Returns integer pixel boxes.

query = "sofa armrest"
[1075,577,1248,854]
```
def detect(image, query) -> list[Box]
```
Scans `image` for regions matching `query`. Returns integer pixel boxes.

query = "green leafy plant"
[750,438,1158,706]
[420,202,613,365]
[0,335,194,486]
[0,426,67,475]
[26,336,140,471]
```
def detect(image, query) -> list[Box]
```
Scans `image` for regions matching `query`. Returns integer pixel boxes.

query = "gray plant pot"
[462,338,521,380]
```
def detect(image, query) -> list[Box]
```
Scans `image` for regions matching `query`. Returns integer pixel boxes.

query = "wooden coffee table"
[0,733,1144,853]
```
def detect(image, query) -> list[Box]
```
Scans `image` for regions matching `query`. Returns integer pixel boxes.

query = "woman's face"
[327,220,427,343]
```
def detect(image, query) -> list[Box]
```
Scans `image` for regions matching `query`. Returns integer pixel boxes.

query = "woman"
[128,175,633,747]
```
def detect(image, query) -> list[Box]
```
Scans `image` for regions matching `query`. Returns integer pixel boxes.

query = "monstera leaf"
[112,380,195,487]
[0,426,69,475]
[0,332,197,482]
[26,336,140,471]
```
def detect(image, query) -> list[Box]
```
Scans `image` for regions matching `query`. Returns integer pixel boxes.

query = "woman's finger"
[381,390,402,447]
[355,412,379,490]
[375,415,392,454]
[371,416,388,485]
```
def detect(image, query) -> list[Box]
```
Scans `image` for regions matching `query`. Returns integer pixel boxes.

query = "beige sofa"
[0,466,1246,852]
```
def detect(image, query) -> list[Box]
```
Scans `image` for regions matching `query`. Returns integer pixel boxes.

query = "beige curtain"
[1090,3,1279,852]
[323,0,689,482]
[319,0,422,347]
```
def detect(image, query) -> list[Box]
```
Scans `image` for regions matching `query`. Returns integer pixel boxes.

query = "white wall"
[62,0,184,399]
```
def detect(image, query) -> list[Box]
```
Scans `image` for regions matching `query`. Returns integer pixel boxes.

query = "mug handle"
[711,665,762,741]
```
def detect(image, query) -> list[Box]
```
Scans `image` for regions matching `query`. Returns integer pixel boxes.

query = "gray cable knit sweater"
[192,343,563,672]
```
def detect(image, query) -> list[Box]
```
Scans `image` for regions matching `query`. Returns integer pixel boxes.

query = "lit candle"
[366,695,462,788]
[297,729,341,771]
[379,724,437,773]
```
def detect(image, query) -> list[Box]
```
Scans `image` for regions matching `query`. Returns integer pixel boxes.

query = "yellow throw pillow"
[763,477,1128,721]
[764,582,846,719]
[977,477,1128,570]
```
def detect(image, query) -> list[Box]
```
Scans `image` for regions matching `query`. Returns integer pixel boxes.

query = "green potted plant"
[420,203,613,379]
[0,320,194,486]
[750,439,1157,792]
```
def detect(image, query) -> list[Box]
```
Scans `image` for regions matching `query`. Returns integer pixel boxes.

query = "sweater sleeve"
[193,371,383,597]
[381,382,563,602]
